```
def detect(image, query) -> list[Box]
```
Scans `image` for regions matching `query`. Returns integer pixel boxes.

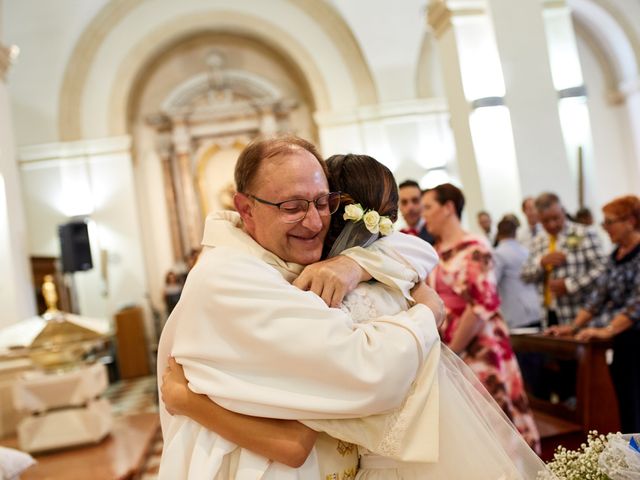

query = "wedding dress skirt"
[303,281,552,480]
[356,346,550,479]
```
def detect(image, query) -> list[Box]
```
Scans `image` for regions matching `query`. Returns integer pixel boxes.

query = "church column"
[486,0,578,208]
[157,137,184,262]
[427,0,522,221]
[619,77,640,192]
[172,118,202,252]
[0,42,36,328]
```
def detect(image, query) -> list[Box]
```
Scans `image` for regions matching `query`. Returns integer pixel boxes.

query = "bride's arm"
[161,358,317,468]
[293,232,439,307]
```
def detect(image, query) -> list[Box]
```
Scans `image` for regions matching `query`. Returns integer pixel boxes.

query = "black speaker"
[58,221,93,273]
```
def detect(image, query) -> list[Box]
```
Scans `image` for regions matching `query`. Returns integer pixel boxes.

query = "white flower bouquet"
[599,434,640,480]
[538,431,640,480]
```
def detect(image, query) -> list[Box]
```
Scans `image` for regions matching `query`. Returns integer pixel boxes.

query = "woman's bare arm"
[448,305,485,355]
[161,357,317,468]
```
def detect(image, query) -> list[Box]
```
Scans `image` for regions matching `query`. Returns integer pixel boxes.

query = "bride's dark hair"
[323,154,399,258]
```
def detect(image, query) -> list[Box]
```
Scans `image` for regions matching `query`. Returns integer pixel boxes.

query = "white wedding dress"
[303,280,552,480]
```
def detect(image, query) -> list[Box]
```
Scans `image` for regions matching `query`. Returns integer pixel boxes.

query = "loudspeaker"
[58,221,93,273]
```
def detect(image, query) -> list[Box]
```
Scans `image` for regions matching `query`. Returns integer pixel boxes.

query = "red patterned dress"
[430,234,541,452]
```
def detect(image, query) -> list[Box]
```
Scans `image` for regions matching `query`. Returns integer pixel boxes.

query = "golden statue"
[42,274,59,315]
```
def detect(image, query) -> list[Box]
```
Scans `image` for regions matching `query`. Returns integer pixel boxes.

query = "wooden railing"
[510,333,620,437]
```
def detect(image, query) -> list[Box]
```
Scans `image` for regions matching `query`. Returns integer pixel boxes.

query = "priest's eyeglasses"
[247,192,342,223]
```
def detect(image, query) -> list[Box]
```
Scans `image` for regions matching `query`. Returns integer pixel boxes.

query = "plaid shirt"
[521,221,606,325]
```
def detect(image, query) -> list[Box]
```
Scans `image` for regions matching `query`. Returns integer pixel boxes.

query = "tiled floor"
[105,375,161,479]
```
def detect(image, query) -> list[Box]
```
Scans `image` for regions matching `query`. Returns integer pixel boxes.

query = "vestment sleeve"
[170,247,439,420]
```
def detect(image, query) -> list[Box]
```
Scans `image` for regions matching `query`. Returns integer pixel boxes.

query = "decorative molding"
[541,0,568,10]
[0,44,13,82]
[58,0,377,140]
[18,136,132,165]
[607,76,640,104]
[427,0,485,39]
[314,98,449,127]
[161,70,284,112]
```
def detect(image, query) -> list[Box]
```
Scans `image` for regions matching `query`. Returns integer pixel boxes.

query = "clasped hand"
[293,256,366,308]
[161,357,192,416]
[540,251,567,268]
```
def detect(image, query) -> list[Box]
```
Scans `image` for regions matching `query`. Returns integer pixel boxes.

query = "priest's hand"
[293,255,369,308]
[161,357,193,416]
[411,282,445,328]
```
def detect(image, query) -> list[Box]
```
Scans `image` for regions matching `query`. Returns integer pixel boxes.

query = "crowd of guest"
[162,248,201,317]
[398,178,640,434]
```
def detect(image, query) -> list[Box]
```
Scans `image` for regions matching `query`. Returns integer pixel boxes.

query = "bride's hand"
[161,357,194,416]
[411,282,445,327]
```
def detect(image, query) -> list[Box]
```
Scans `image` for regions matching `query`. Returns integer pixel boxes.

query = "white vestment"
[304,277,551,479]
[157,211,440,480]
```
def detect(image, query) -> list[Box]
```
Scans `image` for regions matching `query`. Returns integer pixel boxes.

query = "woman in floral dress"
[423,183,541,452]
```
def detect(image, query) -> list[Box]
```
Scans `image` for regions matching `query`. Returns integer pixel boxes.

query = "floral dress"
[430,234,541,452]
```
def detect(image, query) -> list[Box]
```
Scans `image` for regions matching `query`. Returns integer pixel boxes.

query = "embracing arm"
[170,249,438,420]
[293,232,439,307]
[161,358,316,468]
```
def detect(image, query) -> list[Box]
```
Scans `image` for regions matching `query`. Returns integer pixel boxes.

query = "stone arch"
[569,0,640,92]
[58,0,377,140]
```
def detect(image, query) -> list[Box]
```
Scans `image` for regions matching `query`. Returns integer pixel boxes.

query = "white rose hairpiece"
[342,203,394,236]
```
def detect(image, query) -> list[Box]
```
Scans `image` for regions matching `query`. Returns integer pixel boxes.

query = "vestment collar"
[201,211,304,282]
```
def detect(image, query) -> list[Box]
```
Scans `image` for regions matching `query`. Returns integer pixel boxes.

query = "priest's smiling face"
[238,148,331,265]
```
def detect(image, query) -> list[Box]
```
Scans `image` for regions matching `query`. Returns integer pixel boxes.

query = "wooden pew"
[510,333,620,457]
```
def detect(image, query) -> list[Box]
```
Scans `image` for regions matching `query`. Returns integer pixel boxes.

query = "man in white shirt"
[157,135,441,479]
[517,196,541,248]
[494,217,543,329]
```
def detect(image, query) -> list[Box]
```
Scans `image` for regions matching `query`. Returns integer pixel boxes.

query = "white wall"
[0,12,36,327]
[578,37,638,216]
[18,137,148,325]
[2,0,108,145]
[327,0,429,102]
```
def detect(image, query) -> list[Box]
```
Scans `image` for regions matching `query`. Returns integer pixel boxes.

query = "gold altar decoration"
[22,276,108,371]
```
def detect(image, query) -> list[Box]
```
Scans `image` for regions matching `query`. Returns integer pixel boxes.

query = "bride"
[161,153,550,479]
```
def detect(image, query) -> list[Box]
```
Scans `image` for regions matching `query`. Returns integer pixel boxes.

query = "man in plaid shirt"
[522,192,606,326]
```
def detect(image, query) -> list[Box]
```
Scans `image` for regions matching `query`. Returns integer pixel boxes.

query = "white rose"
[363,210,380,234]
[343,203,364,222]
[378,216,394,236]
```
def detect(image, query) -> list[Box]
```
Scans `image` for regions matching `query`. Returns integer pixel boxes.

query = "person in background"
[494,216,543,330]
[517,197,541,248]
[547,195,640,433]
[477,210,494,244]
[521,192,606,327]
[574,207,594,226]
[422,183,540,452]
[163,271,182,316]
[398,179,435,244]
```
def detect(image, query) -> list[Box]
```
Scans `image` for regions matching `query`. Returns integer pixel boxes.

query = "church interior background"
[0,0,639,476]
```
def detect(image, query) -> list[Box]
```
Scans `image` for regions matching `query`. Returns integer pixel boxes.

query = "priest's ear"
[234,193,256,230]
